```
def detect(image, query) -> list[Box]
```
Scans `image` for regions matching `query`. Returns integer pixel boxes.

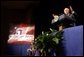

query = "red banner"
[7,23,35,45]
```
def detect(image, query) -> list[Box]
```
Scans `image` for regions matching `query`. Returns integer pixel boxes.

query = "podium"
[62,25,83,56]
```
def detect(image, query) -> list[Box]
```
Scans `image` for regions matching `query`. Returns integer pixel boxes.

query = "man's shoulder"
[59,14,65,19]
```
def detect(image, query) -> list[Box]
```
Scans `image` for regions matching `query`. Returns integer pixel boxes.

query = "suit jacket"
[58,12,76,27]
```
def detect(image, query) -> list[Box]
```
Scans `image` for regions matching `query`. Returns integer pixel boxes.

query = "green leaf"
[35,29,63,56]
[52,38,59,44]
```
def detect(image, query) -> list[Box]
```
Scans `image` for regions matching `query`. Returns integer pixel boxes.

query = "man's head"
[64,8,70,15]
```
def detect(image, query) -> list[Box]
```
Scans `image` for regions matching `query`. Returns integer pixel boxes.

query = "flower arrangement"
[34,28,63,56]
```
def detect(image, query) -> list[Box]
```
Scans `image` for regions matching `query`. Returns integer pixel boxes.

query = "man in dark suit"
[58,6,77,31]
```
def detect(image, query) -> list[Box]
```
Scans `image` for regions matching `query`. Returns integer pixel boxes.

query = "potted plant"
[34,28,63,56]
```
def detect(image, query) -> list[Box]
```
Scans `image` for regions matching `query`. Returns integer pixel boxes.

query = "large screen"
[7,23,35,45]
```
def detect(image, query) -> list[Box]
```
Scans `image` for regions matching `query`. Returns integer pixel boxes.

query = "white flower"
[42,31,44,34]
[46,33,49,36]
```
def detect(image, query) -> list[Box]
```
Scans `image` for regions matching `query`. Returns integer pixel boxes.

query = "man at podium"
[58,6,77,31]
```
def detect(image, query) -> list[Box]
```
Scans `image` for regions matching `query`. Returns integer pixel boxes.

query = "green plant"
[34,28,63,56]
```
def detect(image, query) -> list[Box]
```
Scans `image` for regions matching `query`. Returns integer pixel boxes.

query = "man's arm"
[70,6,74,13]
[69,6,77,15]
